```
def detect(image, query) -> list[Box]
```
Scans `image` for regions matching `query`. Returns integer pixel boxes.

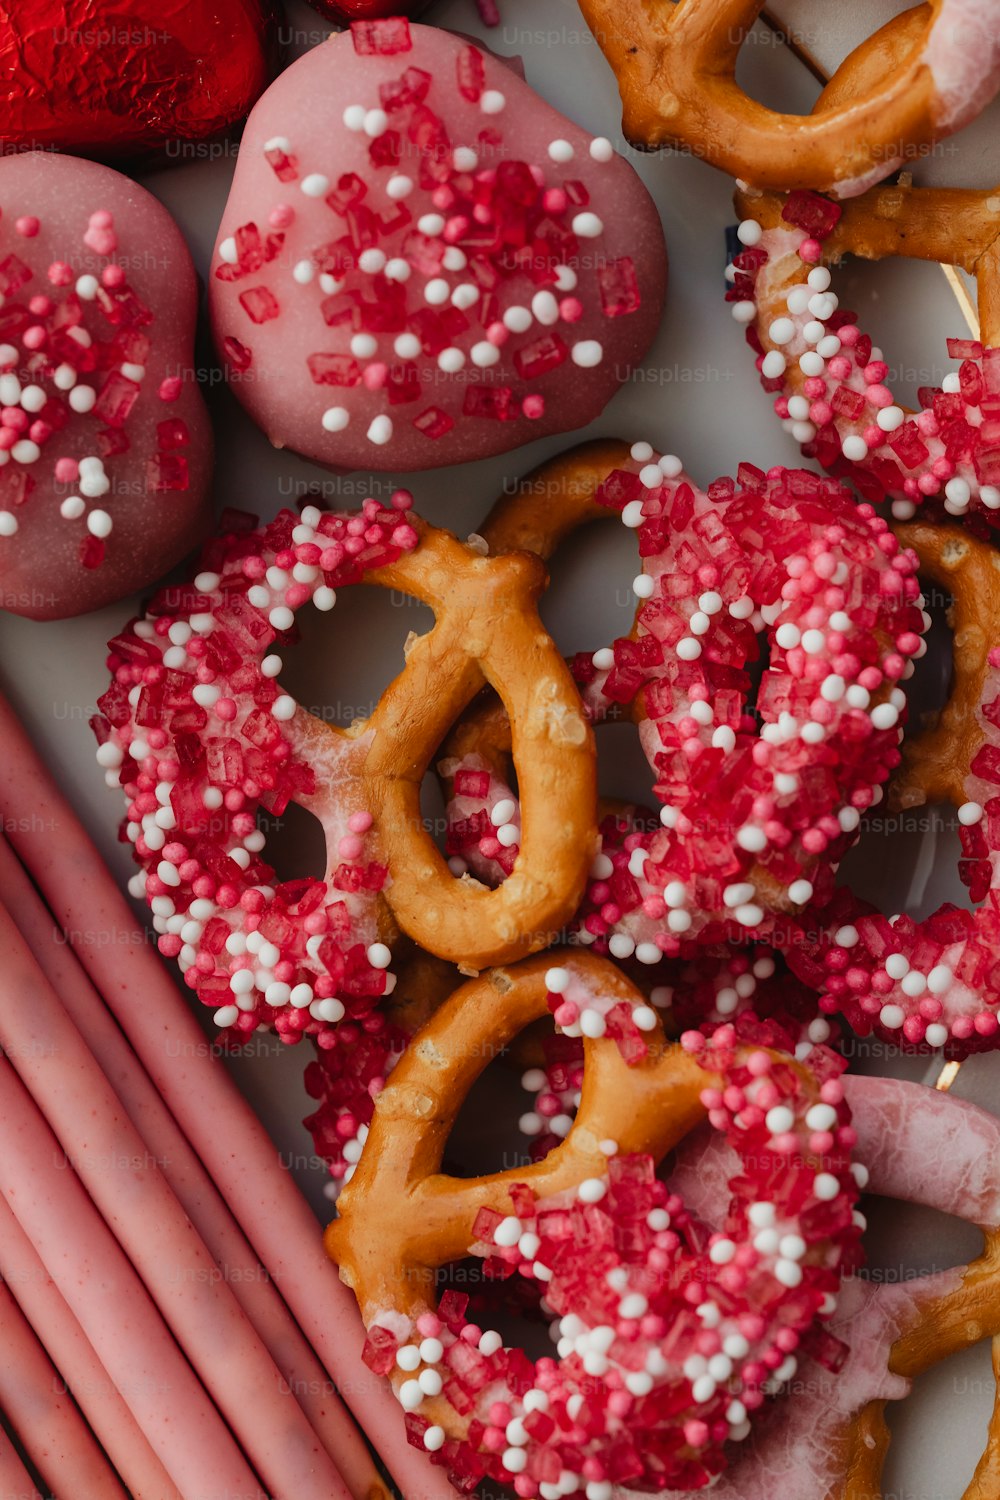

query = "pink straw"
[0,1052,264,1500]
[0,834,382,1500]
[0,894,352,1500]
[0,688,457,1500]
[0,1196,181,1500]
[0,1277,127,1500]
[0,1431,42,1500]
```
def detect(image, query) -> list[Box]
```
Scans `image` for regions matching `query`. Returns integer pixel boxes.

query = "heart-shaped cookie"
[209,20,666,471]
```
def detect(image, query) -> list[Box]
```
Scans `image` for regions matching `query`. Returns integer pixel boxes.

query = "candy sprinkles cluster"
[519,953,828,1162]
[92,498,419,1042]
[444,449,926,960]
[729,190,1000,518]
[215,17,639,450]
[0,204,188,563]
[798,620,1000,1051]
[361,1018,863,1496]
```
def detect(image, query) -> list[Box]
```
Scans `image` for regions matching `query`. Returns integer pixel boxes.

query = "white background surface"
[2,1,999,1492]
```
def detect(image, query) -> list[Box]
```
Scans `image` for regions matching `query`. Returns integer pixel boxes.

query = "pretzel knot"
[730,176,1000,520]
[576,0,1000,196]
[440,441,925,961]
[94,496,596,1045]
[792,523,1000,1053]
[327,952,863,1496]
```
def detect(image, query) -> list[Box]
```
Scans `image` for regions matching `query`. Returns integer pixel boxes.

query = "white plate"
[1,2,998,1493]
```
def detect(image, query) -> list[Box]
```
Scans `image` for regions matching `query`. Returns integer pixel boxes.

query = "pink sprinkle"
[269,204,295,229]
[158,377,183,403]
[15,216,39,238]
[54,457,79,483]
[348,810,373,833]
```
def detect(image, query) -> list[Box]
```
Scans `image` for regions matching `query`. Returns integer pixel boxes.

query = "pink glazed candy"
[0,152,211,620]
[209,19,666,471]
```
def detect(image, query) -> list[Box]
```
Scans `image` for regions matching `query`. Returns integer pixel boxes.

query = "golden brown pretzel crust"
[330,952,1000,1497]
[889,524,1000,813]
[734,177,1000,355]
[327,952,708,1318]
[577,1,962,195]
[292,518,598,971]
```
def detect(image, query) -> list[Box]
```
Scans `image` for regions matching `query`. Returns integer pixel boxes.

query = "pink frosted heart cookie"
[0,152,211,620]
[209,20,666,470]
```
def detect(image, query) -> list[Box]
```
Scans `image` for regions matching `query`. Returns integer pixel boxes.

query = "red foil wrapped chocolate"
[0,1,276,158]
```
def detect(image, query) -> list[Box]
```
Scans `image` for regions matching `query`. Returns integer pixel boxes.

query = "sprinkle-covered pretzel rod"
[0,686,457,1500]
[0,833,380,1500]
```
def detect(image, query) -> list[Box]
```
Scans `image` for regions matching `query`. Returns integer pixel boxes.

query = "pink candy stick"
[0,836,383,1500]
[0,1277,127,1500]
[0,691,457,1500]
[0,1431,42,1500]
[0,1054,263,1500]
[0,895,352,1500]
[0,1195,181,1500]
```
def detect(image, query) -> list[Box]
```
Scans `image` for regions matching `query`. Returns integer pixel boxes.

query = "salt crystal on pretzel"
[729,177,1000,519]
[94,495,597,1041]
[441,441,925,962]
[575,0,1000,197]
[328,953,863,1496]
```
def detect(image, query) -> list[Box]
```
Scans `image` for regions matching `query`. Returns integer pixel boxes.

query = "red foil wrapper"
[0,1,277,158]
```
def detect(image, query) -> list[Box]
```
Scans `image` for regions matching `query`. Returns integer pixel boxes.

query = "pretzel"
[666,1071,1000,1499]
[789,522,1000,1053]
[93,495,596,1044]
[328,951,863,1495]
[440,441,925,963]
[575,0,1000,196]
[730,175,1000,519]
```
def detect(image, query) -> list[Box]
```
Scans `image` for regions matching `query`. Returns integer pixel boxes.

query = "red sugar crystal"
[147,453,190,493]
[831,386,866,421]
[157,418,190,450]
[413,406,455,439]
[94,372,141,428]
[264,145,297,181]
[0,253,31,295]
[598,257,640,317]
[223,336,252,370]
[362,1325,399,1375]
[463,385,517,420]
[379,67,431,112]
[238,286,280,325]
[887,422,930,469]
[457,45,485,101]
[454,768,491,799]
[350,17,412,54]
[306,353,362,386]
[80,534,105,569]
[513,334,568,379]
[781,191,842,239]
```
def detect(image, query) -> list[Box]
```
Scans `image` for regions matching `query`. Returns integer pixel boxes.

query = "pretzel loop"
[292,518,598,970]
[890,523,1000,812]
[577,0,1000,196]
[328,954,706,1305]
